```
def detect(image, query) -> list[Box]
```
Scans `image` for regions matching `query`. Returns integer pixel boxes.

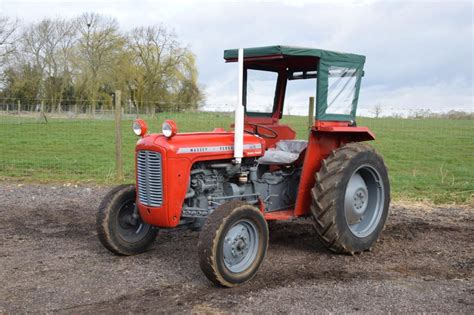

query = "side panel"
[316,60,365,122]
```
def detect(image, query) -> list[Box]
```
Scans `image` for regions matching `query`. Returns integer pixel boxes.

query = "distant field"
[0,113,472,204]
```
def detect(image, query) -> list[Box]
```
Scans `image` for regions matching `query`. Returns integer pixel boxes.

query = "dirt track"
[0,184,473,313]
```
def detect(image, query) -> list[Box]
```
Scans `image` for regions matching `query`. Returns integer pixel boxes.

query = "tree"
[17,18,79,111]
[128,25,179,112]
[76,13,123,114]
[127,25,203,112]
[0,16,17,63]
[173,51,204,110]
[1,64,42,103]
[0,13,204,114]
[372,104,382,118]
[0,16,18,85]
[53,19,78,111]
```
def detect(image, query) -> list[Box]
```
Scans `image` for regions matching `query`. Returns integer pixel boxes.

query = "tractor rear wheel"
[310,143,390,254]
[198,201,269,287]
[96,184,158,256]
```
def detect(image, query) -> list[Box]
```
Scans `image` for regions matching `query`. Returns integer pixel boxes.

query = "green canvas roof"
[224,45,365,65]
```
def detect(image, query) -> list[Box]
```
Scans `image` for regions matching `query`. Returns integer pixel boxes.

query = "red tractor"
[97,46,390,287]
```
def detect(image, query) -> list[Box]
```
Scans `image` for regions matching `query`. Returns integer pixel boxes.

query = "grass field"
[0,112,472,204]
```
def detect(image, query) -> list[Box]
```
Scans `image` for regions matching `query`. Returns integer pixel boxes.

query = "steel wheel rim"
[223,219,259,273]
[344,164,384,238]
[116,200,151,243]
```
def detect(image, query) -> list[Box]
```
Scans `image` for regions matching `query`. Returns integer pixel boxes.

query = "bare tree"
[54,19,78,111]
[0,16,17,63]
[19,18,78,111]
[16,20,48,103]
[0,16,18,85]
[372,104,382,118]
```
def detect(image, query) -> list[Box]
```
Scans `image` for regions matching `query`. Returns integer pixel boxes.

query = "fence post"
[308,96,315,133]
[17,100,21,115]
[40,100,48,123]
[114,90,124,181]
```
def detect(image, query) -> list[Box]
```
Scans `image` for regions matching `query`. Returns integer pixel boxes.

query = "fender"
[135,131,264,228]
[315,120,375,142]
[293,122,376,217]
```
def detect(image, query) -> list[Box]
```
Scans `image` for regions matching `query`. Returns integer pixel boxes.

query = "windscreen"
[245,69,278,114]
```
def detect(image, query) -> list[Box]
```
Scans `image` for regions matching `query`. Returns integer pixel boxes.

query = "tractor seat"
[258,140,308,165]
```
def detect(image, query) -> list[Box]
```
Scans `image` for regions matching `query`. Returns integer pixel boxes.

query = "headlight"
[133,119,148,137]
[162,120,178,138]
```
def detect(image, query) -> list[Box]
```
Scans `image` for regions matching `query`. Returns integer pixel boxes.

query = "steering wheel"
[244,123,278,139]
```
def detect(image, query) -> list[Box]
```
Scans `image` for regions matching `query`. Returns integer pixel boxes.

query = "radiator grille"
[137,150,163,207]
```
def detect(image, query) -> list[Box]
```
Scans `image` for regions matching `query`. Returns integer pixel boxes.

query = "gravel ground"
[0,183,473,314]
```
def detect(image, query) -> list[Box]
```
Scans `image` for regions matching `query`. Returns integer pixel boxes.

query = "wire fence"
[0,96,472,204]
[0,97,206,120]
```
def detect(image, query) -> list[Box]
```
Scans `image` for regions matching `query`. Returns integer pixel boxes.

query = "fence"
[0,93,234,183]
[0,97,202,120]
[0,95,472,204]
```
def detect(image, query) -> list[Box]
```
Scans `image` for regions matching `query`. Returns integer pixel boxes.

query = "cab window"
[245,69,278,115]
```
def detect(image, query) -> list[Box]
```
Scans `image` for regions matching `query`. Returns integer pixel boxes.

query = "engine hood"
[136,131,264,160]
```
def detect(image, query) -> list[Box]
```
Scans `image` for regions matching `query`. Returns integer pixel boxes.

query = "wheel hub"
[119,214,138,228]
[223,220,259,273]
[345,173,369,225]
[231,236,249,257]
[353,187,368,213]
[344,165,385,238]
[116,201,150,242]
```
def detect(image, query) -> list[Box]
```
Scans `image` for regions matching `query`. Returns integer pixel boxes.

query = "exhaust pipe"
[234,48,244,164]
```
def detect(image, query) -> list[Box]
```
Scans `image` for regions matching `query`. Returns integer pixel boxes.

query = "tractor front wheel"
[310,143,390,254]
[198,201,269,287]
[96,184,158,255]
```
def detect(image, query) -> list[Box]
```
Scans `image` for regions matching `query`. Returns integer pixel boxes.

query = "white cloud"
[1,0,472,114]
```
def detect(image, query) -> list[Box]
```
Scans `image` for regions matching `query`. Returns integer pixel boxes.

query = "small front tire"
[96,184,158,256]
[198,201,269,287]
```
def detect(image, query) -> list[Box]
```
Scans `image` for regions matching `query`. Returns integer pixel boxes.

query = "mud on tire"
[310,142,390,254]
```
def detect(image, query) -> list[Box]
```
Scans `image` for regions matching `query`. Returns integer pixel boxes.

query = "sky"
[1,0,473,116]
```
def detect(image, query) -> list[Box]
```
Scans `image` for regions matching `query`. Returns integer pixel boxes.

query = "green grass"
[0,113,472,204]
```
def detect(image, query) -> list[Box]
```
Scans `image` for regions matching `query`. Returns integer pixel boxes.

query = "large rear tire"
[96,184,158,256]
[310,143,390,254]
[198,201,269,287]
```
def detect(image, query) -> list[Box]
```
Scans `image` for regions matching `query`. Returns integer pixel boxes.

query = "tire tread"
[310,142,386,254]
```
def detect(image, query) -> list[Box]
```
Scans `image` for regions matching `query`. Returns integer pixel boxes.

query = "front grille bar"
[137,150,163,207]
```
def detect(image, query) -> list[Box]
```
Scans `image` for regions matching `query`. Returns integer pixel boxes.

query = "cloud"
[1,0,472,113]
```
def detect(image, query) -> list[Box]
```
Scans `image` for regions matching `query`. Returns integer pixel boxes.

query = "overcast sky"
[1,0,472,115]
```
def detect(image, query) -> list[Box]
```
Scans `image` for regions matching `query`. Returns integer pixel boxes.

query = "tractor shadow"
[267,219,327,253]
